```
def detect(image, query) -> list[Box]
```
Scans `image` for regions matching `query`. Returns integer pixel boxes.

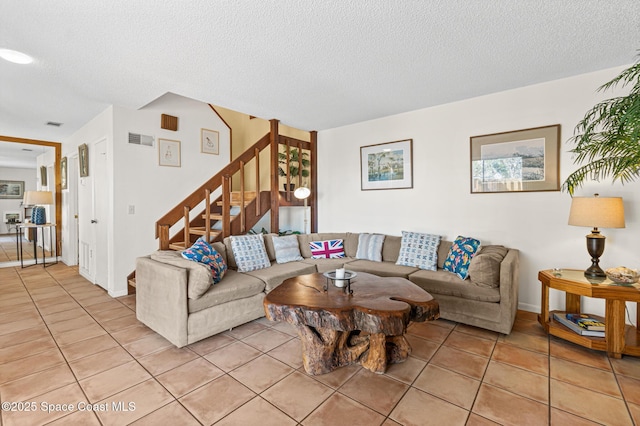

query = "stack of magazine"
[553,312,605,337]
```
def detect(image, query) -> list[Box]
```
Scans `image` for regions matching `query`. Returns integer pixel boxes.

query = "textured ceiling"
[1,0,639,143]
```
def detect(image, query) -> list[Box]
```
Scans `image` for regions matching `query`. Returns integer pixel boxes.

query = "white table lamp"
[23,191,53,225]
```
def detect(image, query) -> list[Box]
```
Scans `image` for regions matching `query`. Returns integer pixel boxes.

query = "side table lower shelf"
[539,311,640,357]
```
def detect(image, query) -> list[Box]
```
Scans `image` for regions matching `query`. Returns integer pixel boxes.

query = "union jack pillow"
[310,239,345,259]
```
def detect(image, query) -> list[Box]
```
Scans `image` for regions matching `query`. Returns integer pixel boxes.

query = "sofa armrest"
[135,256,189,347]
[499,249,520,328]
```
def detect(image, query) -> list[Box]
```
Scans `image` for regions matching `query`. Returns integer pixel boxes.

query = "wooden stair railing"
[156,133,271,250]
[155,119,318,254]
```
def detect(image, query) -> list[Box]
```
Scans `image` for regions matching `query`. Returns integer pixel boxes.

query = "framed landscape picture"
[159,138,181,167]
[61,157,68,189]
[40,166,48,186]
[201,128,219,155]
[79,143,89,177]
[360,139,413,190]
[0,180,25,199]
[470,124,561,193]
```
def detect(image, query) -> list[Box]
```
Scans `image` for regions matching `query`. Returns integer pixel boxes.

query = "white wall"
[0,167,36,234]
[63,95,231,296]
[112,94,231,296]
[317,65,640,320]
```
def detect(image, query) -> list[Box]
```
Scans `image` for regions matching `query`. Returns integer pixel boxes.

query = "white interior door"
[93,140,108,289]
[78,138,108,289]
[62,155,79,266]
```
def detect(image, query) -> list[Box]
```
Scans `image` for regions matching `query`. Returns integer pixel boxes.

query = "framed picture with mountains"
[470,124,560,194]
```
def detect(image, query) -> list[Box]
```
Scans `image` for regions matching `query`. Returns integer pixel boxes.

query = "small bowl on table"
[605,267,639,285]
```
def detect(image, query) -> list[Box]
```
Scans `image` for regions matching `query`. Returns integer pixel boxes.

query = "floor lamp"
[294,187,311,234]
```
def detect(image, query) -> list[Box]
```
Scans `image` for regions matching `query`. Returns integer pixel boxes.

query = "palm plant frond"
[563,55,640,195]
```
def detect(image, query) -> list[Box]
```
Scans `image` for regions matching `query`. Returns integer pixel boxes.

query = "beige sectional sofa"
[136,232,519,348]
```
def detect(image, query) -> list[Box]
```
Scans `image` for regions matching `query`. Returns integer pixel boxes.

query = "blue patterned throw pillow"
[443,236,481,280]
[230,234,271,272]
[396,231,441,271]
[181,237,227,284]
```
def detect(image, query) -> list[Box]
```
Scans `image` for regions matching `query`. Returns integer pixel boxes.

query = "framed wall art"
[0,180,25,199]
[60,157,68,189]
[40,166,48,186]
[360,139,413,190]
[79,143,89,177]
[201,128,219,155]
[470,124,561,194]
[159,138,181,167]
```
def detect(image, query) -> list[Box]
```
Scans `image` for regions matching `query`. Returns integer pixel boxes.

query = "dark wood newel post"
[270,119,280,233]
[310,130,318,233]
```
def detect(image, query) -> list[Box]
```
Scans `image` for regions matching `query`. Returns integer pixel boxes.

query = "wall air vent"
[128,132,155,147]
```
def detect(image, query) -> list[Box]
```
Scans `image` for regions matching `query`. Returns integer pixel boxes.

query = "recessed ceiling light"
[0,48,34,65]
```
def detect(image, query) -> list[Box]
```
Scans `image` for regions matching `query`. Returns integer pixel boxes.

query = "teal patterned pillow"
[230,234,271,272]
[181,237,227,284]
[396,231,441,271]
[443,236,481,280]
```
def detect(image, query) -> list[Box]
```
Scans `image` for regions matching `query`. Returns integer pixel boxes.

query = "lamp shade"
[294,187,311,200]
[23,191,53,206]
[568,195,625,229]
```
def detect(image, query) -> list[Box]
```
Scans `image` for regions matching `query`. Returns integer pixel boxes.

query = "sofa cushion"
[188,270,265,314]
[347,259,419,278]
[443,236,481,280]
[310,239,345,259]
[261,233,278,261]
[245,261,317,292]
[356,233,385,262]
[300,257,355,273]
[437,240,453,269]
[181,237,227,284]
[230,234,271,272]
[409,269,501,303]
[396,231,441,271]
[298,233,353,257]
[382,235,402,262]
[272,235,304,263]
[468,245,509,288]
[150,250,212,299]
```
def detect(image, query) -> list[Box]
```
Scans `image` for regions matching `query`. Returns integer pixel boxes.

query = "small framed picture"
[201,128,219,155]
[61,157,68,189]
[79,143,89,177]
[360,139,413,190]
[40,166,48,186]
[159,138,181,167]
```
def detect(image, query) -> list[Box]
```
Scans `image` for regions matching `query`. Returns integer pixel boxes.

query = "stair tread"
[168,242,187,250]
[189,228,222,236]
[201,213,238,220]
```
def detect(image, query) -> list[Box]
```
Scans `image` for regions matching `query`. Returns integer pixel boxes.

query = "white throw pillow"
[356,233,385,262]
[395,231,441,271]
[272,235,304,264]
[230,234,271,272]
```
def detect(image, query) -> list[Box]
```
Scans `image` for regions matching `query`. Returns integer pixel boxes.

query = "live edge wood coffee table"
[264,272,439,375]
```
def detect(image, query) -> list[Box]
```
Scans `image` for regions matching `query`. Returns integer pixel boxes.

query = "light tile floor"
[1,264,639,425]
[0,234,53,264]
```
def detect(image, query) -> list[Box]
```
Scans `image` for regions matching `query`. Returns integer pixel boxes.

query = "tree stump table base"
[297,325,411,375]
[264,272,439,375]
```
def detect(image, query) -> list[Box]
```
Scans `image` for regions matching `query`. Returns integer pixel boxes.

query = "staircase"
[155,119,317,252]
